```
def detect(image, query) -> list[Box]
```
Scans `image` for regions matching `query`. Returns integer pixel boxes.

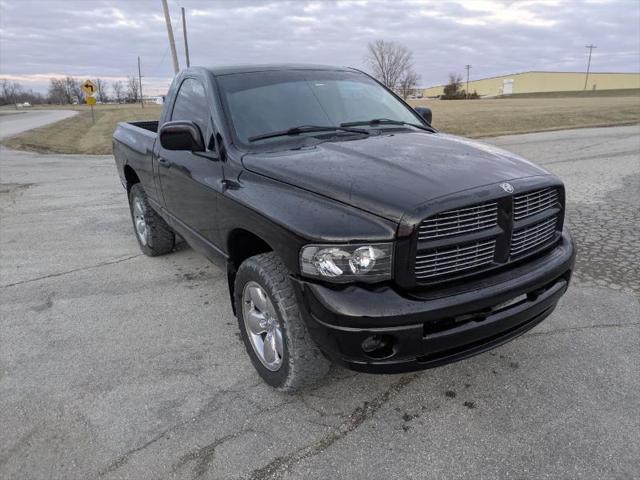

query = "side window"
[170,78,209,137]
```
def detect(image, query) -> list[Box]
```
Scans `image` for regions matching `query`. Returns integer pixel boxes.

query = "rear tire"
[128,183,175,256]
[234,252,330,392]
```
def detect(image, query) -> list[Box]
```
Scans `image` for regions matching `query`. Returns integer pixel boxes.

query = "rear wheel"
[234,252,330,391]
[128,183,175,256]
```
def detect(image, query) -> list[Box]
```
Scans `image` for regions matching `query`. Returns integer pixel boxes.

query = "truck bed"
[112,120,159,197]
[128,120,159,133]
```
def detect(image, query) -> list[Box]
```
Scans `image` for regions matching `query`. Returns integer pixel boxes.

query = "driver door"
[157,77,224,246]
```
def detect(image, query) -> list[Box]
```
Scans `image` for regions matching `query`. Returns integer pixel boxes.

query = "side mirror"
[159,121,205,152]
[415,107,432,125]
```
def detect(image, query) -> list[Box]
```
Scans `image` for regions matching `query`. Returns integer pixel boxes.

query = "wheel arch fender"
[226,227,275,315]
[123,164,140,192]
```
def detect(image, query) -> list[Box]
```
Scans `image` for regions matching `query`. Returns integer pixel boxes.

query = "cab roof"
[201,64,357,76]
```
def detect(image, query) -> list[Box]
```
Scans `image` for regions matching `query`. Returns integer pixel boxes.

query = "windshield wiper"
[341,118,435,132]
[248,125,369,142]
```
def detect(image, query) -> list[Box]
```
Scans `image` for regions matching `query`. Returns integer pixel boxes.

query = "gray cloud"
[0,0,638,94]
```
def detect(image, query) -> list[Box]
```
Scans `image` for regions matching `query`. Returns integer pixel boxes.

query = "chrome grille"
[513,187,559,220]
[415,239,496,280]
[510,216,558,257]
[418,201,498,240]
[412,184,563,284]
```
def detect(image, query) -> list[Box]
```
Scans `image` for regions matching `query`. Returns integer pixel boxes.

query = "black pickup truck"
[113,64,575,391]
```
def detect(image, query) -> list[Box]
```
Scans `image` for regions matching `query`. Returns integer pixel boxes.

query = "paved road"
[0,109,77,139]
[1,125,639,480]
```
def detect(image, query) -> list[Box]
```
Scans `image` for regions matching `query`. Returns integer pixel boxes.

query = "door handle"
[158,157,172,168]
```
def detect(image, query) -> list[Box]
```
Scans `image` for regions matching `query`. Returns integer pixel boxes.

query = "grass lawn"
[2,95,640,155]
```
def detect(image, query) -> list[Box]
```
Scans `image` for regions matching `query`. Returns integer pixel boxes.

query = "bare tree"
[365,39,417,92]
[440,73,479,100]
[1,79,23,108]
[93,78,109,103]
[66,77,84,104]
[0,81,44,106]
[48,78,64,104]
[126,75,140,103]
[48,78,71,104]
[111,80,124,103]
[46,77,83,104]
[398,70,420,100]
[442,73,464,99]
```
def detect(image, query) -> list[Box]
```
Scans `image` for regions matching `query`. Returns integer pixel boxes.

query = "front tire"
[234,252,330,392]
[128,183,175,256]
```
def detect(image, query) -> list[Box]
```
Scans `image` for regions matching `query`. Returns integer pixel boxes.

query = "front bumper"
[292,229,575,373]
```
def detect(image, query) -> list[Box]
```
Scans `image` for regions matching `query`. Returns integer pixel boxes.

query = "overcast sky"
[1,0,638,95]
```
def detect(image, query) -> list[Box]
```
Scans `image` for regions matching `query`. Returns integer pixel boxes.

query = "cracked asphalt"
[1,124,639,480]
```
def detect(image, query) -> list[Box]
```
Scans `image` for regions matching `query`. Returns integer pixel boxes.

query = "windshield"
[216,69,423,144]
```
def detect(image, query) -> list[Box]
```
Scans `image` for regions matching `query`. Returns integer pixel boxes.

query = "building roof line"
[425,70,640,89]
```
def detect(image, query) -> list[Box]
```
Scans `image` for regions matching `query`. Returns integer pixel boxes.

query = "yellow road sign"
[86,96,97,105]
[82,80,96,96]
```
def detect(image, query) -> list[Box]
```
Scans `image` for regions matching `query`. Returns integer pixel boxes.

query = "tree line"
[0,79,47,106]
[0,76,144,107]
[366,39,479,100]
[3,41,476,107]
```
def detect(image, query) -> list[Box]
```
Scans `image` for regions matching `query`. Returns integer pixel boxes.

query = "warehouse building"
[423,71,640,98]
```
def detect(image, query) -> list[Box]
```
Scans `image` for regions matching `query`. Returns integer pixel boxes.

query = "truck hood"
[242,131,550,223]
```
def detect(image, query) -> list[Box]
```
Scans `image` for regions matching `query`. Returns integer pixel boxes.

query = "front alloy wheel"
[242,281,284,371]
[234,252,330,391]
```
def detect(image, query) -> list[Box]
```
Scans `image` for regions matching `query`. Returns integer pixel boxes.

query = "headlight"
[300,243,393,283]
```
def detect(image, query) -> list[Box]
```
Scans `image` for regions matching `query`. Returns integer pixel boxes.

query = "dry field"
[2,95,639,154]
[408,96,640,138]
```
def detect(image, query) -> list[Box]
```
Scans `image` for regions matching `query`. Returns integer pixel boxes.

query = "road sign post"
[86,96,96,123]
[82,80,97,124]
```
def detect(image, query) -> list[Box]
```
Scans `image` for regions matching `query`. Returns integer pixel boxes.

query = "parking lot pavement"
[1,125,639,480]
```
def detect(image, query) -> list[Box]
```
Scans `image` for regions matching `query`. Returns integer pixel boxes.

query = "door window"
[170,78,210,136]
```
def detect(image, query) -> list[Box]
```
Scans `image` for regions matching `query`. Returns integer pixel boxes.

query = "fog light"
[361,334,396,359]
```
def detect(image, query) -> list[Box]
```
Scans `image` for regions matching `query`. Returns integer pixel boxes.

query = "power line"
[583,44,597,90]
[150,10,180,76]
[151,45,170,74]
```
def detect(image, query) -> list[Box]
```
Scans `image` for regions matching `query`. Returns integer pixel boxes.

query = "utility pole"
[583,44,596,90]
[465,64,472,99]
[138,56,144,109]
[181,7,190,68]
[161,0,180,74]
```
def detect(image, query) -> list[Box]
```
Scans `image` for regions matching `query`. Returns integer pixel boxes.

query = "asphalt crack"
[172,429,256,479]
[98,427,172,477]
[1,254,141,288]
[248,373,419,480]
[0,182,33,207]
[96,381,268,477]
